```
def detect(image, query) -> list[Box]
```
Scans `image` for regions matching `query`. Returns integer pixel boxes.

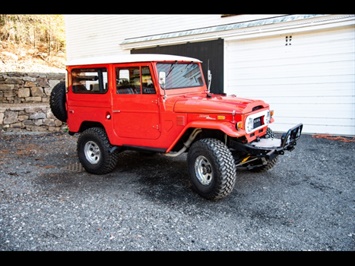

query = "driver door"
[112,64,161,140]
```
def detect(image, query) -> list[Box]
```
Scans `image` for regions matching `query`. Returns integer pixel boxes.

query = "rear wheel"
[77,127,119,174]
[187,138,237,200]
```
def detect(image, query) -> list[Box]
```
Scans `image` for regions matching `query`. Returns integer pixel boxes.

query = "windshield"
[157,62,204,89]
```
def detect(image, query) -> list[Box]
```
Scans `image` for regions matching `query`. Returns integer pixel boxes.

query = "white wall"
[224,25,355,136]
[64,15,281,61]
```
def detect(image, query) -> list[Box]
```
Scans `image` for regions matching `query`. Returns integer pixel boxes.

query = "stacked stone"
[0,72,65,132]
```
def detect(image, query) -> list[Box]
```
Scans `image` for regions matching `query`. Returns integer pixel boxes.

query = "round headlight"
[246,117,253,132]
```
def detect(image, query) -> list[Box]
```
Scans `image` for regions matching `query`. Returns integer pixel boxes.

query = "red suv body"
[50,54,303,200]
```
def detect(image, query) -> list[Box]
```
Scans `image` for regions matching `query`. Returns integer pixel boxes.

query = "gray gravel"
[0,130,354,251]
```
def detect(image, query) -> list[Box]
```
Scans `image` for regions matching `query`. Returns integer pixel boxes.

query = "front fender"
[187,120,244,137]
[165,120,245,153]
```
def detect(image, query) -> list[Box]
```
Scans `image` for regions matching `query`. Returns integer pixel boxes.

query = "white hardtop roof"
[66,53,202,66]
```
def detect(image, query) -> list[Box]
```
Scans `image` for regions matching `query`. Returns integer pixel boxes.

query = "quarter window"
[71,68,108,94]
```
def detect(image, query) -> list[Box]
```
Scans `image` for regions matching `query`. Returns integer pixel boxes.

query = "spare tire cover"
[49,81,67,122]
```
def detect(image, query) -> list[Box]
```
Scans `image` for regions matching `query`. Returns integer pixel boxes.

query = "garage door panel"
[233,70,353,81]
[225,26,355,135]
[275,116,353,125]
[259,96,354,105]
[230,28,354,57]
[232,76,354,87]
[229,93,350,100]
[232,59,354,75]
[230,84,354,98]
[270,122,354,136]
[270,103,354,120]
[232,55,354,70]
[231,47,354,65]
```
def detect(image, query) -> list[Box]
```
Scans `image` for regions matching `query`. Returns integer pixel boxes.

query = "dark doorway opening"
[131,39,224,94]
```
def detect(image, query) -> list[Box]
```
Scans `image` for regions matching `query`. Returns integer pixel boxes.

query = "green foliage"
[0,14,65,54]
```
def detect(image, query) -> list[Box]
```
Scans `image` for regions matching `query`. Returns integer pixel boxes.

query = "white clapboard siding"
[64,15,279,61]
[65,15,222,60]
[65,15,213,59]
[225,26,355,136]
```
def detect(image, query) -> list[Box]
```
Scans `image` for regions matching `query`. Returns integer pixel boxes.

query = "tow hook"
[266,149,284,160]
[275,148,285,155]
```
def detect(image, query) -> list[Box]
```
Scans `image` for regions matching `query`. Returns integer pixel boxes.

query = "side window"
[115,66,155,94]
[116,67,141,94]
[72,68,108,94]
[142,66,155,94]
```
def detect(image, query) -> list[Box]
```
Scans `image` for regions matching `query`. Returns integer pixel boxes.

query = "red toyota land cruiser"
[50,53,303,200]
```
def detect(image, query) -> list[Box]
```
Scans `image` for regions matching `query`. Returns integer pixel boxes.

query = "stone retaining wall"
[0,72,66,132]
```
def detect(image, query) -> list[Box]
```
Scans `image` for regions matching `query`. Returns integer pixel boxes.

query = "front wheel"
[187,138,237,200]
[77,127,119,174]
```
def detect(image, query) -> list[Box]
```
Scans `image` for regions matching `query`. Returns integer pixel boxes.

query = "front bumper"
[239,123,303,160]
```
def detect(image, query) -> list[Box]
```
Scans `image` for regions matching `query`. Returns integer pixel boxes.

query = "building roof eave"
[120,14,355,50]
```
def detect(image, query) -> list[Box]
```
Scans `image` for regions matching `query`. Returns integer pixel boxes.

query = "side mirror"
[207,69,212,92]
[159,72,166,87]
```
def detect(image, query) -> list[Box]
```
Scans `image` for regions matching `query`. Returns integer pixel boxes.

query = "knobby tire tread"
[77,127,119,175]
[49,81,67,122]
[188,138,237,200]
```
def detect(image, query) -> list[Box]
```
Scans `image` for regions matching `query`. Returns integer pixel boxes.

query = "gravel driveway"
[0,130,354,251]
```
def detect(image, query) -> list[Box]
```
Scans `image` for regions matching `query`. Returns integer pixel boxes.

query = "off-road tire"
[187,138,237,200]
[77,127,120,175]
[249,157,278,172]
[265,127,275,139]
[49,81,67,122]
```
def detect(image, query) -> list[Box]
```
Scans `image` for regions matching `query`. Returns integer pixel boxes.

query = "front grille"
[253,117,262,128]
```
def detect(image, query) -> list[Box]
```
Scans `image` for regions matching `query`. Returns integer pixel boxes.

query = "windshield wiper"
[184,61,193,70]
[166,60,177,78]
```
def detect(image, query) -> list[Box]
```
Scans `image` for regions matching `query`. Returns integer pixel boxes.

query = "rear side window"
[71,68,108,94]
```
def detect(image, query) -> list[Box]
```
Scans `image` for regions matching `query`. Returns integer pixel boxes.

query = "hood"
[172,93,269,114]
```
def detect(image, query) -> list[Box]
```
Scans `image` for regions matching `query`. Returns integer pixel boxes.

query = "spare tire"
[49,81,67,122]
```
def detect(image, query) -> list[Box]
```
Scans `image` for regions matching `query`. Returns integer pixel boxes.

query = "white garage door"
[224,26,355,136]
